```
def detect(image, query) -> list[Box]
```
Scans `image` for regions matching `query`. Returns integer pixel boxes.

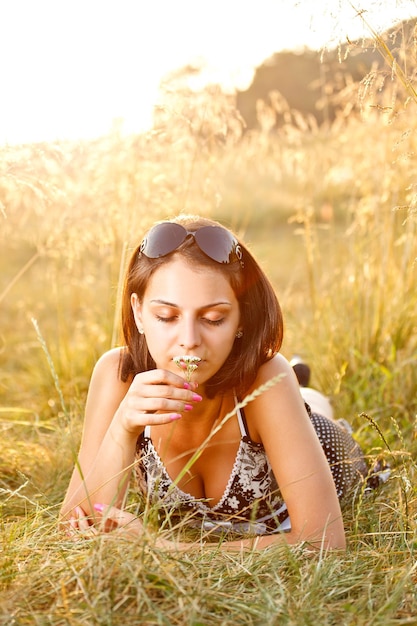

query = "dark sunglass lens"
[195,226,238,264]
[141,223,187,258]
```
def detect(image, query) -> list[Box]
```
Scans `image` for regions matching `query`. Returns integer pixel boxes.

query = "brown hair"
[120,215,283,398]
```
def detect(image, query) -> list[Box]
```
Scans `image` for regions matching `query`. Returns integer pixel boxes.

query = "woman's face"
[131,256,241,387]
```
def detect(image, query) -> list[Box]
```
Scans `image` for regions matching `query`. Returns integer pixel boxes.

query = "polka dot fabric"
[308,406,368,499]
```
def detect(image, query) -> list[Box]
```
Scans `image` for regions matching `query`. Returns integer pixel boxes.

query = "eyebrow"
[149,299,232,308]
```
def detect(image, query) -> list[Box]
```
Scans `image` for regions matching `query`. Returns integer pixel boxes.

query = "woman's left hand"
[93,505,195,551]
[93,504,145,537]
[61,505,98,539]
[64,504,192,550]
[61,504,142,539]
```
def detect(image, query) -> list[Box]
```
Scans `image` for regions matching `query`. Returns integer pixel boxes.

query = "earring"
[235,330,243,339]
[139,327,144,335]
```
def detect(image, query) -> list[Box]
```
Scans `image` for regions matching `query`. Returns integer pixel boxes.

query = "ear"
[131,293,144,333]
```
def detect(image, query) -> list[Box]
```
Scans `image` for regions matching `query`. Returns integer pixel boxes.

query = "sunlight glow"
[0,0,415,145]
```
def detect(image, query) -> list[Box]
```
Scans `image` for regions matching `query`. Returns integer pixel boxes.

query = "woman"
[60,215,369,550]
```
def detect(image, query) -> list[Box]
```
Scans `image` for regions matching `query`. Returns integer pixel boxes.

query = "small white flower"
[173,355,201,382]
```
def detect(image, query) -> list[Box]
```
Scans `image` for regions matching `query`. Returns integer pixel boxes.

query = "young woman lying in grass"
[60,214,371,551]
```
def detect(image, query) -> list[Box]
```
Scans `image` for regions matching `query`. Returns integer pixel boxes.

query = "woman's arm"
[241,354,346,551]
[92,503,341,552]
[60,347,200,521]
[60,348,134,519]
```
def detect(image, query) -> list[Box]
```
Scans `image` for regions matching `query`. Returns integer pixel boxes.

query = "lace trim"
[142,433,264,513]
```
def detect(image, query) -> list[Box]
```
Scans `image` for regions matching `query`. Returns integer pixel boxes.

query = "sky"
[0,0,416,145]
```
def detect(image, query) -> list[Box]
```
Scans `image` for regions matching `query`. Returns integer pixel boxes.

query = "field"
[1,23,417,626]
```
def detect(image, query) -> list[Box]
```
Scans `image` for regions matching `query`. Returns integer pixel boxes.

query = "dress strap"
[234,393,249,437]
[144,425,151,438]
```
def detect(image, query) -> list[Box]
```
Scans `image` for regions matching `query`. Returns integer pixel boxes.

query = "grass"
[1,15,417,625]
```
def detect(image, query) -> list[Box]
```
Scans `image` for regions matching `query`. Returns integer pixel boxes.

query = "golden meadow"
[0,24,416,626]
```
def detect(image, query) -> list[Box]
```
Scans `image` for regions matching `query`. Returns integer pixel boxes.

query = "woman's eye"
[156,315,176,323]
[203,318,224,326]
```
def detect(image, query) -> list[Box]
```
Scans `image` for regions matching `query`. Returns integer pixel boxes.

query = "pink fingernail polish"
[183,382,191,390]
[170,413,182,421]
[94,503,105,513]
[192,393,202,402]
[184,403,193,411]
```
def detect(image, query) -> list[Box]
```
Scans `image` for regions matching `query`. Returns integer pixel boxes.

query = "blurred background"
[1,0,416,144]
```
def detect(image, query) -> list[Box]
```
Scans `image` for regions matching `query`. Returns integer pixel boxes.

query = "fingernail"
[170,413,182,421]
[184,403,193,411]
[183,382,191,390]
[94,503,105,513]
[192,393,202,402]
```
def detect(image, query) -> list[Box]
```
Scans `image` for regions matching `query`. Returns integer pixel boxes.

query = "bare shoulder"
[92,346,125,378]
[86,347,131,407]
[78,346,133,444]
[250,353,296,389]
[245,353,306,440]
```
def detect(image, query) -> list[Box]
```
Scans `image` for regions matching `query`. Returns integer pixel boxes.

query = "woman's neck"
[180,392,227,430]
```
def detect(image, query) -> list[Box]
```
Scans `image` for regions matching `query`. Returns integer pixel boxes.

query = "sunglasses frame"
[139,223,244,267]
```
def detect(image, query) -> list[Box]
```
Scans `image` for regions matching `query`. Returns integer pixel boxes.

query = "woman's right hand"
[60,352,202,521]
[113,368,202,435]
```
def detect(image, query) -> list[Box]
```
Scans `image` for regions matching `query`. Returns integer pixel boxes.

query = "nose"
[178,317,201,350]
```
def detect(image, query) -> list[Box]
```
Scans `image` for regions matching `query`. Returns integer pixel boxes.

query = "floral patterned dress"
[135,402,368,535]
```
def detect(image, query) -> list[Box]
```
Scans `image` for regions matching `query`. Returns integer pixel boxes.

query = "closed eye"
[155,315,177,323]
[203,318,225,326]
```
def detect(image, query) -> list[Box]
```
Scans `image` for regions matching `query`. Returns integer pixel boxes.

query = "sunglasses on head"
[139,222,244,267]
